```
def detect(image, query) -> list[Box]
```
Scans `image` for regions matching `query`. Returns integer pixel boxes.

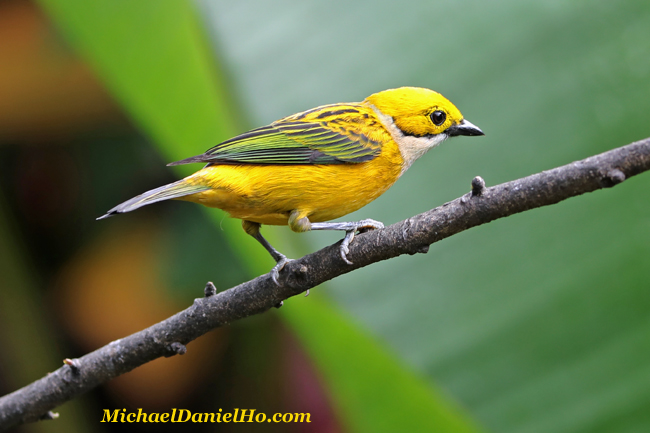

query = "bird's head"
[364,86,483,171]
[365,86,483,139]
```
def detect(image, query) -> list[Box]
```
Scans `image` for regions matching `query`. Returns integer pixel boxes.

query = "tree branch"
[1,138,649,431]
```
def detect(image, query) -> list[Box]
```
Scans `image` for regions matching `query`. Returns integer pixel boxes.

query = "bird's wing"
[168,118,383,166]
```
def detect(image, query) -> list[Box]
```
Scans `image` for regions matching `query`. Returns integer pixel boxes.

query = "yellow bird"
[99,87,483,283]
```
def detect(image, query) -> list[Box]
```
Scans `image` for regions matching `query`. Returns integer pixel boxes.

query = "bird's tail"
[97,179,210,220]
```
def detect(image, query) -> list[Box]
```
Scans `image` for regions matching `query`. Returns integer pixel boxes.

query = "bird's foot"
[340,219,384,265]
[270,255,293,286]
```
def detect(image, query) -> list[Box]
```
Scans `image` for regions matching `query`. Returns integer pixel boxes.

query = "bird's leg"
[242,220,291,285]
[288,211,384,265]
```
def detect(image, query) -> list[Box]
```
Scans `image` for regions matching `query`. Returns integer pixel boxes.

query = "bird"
[98,87,484,284]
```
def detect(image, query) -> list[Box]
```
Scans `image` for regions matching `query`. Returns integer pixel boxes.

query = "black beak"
[446,119,484,137]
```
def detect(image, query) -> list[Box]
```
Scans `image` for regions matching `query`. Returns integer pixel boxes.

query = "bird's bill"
[446,119,484,137]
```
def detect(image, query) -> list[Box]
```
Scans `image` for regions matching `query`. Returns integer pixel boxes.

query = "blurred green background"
[0,0,649,432]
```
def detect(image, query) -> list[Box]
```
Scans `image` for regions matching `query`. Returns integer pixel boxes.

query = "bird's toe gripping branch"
[311,218,384,265]
[270,254,293,286]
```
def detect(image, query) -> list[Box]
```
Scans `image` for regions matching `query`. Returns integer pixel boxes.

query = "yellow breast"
[180,139,404,226]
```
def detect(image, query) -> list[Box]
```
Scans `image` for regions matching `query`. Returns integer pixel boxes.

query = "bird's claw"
[340,231,355,265]
[270,255,293,286]
[340,219,385,265]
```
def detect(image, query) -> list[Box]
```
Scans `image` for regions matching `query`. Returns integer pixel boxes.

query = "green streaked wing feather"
[168,120,382,166]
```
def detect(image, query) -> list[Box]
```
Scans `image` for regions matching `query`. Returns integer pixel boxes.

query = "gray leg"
[242,220,292,285]
[310,219,384,264]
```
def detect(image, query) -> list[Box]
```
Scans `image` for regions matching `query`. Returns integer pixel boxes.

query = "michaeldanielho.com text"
[101,408,311,424]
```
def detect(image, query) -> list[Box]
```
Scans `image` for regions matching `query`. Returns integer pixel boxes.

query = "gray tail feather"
[97,180,211,220]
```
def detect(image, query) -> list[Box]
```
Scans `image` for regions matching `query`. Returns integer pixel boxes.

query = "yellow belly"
[179,143,404,226]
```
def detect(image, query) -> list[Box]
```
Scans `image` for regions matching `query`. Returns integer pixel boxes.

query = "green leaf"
[283,293,482,433]
[38,0,241,163]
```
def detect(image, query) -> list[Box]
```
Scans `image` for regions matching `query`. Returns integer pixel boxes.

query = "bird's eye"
[430,110,446,126]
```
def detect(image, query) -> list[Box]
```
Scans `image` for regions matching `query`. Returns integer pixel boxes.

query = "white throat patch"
[371,106,448,176]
